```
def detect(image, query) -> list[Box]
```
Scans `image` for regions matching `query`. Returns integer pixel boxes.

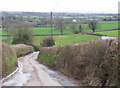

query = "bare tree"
[38,18,51,26]
[2,13,33,44]
[79,24,84,33]
[88,20,99,32]
[55,17,66,35]
[2,12,16,35]
[69,21,77,34]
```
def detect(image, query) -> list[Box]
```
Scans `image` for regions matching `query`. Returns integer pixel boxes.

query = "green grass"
[82,21,118,32]
[33,34,100,46]
[19,50,30,56]
[2,36,13,45]
[5,55,17,67]
[5,53,17,76]
[100,21,118,24]
[6,68,15,75]
[0,28,7,35]
[2,34,99,46]
[33,27,51,35]
[54,34,100,45]
[38,53,60,64]
[33,27,72,35]
[98,21,118,30]
[96,30,120,37]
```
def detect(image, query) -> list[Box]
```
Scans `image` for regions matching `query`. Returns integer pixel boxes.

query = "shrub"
[29,44,40,51]
[55,17,66,35]
[79,24,84,32]
[38,53,60,65]
[12,22,33,45]
[73,30,79,34]
[88,20,99,32]
[41,37,55,47]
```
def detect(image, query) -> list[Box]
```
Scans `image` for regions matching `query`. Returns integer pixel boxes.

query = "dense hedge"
[38,39,119,86]
[2,43,17,77]
[11,44,34,57]
[1,43,34,78]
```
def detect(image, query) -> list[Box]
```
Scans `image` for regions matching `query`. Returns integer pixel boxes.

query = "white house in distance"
[72,19,77,22]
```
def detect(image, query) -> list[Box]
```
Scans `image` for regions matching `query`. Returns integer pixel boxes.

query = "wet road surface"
[2,52,79,86]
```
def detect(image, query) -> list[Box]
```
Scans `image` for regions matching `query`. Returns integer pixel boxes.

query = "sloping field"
[96,30,120,37]
[33,34,100,46]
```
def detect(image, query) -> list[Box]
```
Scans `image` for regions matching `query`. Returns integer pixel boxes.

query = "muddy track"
[2,52,79,86]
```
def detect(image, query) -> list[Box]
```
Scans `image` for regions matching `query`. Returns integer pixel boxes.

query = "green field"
[1,21,118,46]
[97,21,118,30]
[33,21,118,35]
[96,30,119,37]
[33,34,100,46]
[2,21,118,35]
[80,21,118,32]
[2,34,99,46]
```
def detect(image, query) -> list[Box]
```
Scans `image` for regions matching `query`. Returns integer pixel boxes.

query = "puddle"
[101,36,117,39]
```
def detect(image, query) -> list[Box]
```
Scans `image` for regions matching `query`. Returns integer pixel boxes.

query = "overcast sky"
[0,0,119,13]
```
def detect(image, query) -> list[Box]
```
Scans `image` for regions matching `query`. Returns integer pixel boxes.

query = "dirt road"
[2,52,78,86]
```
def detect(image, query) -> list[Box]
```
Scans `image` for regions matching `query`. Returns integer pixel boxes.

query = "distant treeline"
[1,11,118,17]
